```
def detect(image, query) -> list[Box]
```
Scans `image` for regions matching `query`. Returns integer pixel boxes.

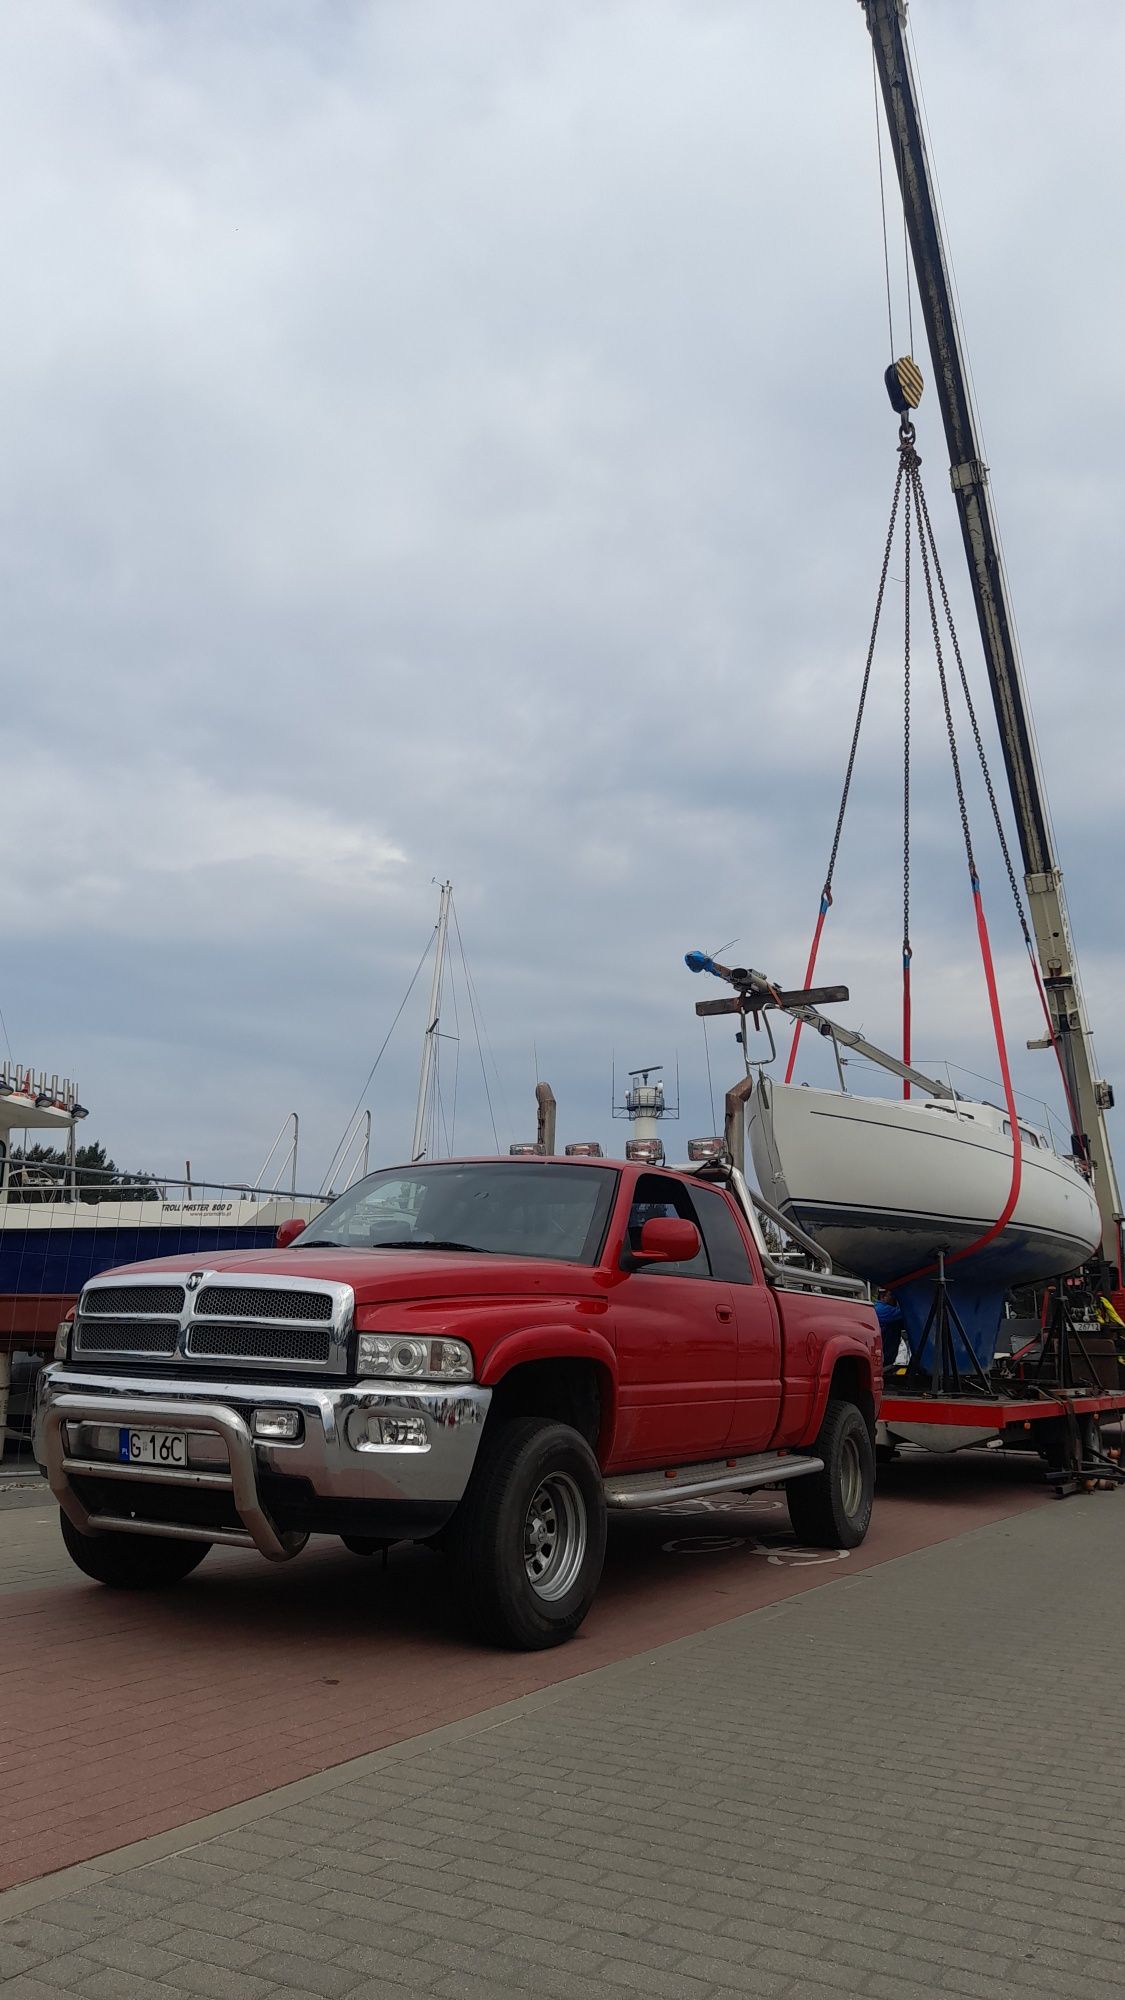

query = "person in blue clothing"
[874,1289,906,1371]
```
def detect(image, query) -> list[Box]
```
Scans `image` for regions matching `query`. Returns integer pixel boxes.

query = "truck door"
[611,1173,738,1466]
[689,1184,783,1452]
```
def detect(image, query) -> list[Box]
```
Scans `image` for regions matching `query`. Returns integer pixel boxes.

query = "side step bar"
[604,1450,823,1510]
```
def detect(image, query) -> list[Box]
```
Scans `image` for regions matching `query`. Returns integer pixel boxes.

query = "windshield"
[299,1161,618,1264]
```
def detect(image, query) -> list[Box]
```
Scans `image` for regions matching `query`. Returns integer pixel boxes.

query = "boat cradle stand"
[900,1250,993,1399]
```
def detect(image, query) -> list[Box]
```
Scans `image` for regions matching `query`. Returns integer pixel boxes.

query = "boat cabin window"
[1002,1120,1041,1149]
[626,1175,711,1278]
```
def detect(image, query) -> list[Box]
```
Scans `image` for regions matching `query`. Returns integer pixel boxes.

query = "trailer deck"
[880,1385,1125,1495]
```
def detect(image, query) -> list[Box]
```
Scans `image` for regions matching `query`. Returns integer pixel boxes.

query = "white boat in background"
[747,1077,1101,1292]
[0,1069,321,1344]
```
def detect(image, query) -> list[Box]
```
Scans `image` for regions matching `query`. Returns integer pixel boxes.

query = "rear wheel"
[446,1418,606,1650]
[60,1511,210,1588]
[786,1399,874,1549]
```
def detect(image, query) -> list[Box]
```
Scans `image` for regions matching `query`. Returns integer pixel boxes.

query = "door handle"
[715,1305,733,1323]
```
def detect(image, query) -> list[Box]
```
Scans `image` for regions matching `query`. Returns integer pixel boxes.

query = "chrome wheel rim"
[840,1435,864,1519]
[523,1472,587,1602]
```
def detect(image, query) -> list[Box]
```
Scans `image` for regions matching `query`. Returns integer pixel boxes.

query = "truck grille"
[193,1286,333,1322]
[73,1275,352,1374]
[81,1285,186,1317]
[185,1323,331,1364]
[74,1321,180,1356]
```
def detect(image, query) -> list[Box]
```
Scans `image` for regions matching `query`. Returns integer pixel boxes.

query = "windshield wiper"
[296,1238,347,1248]
[376,1238,485,1253]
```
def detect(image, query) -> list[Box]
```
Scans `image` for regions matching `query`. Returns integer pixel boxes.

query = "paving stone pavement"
[2,1496,1123,1999]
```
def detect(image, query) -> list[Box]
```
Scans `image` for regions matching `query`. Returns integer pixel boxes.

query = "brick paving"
[0,1458,1044,1892]
[2,1491,1124,1999]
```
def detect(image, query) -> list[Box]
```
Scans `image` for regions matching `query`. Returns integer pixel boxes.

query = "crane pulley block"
[885,354,924,414]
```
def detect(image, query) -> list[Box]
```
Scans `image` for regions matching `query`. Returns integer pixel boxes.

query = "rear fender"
[809,1338,881,1438]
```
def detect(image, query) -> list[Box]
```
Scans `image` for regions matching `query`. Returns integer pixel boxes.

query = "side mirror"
[633,1217,701,1265]
[275,1217,307,1249]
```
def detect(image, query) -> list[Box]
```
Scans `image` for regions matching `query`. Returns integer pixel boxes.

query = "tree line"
[6,1141,158,1203]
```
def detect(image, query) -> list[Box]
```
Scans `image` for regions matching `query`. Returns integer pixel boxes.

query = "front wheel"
[60,1510,210,1588]
[446,1418,607,1650]
[786,1399,874,1549]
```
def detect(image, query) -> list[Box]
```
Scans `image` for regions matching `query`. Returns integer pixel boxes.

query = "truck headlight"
[355,1334,474,1382]
[54,1319,72,1361]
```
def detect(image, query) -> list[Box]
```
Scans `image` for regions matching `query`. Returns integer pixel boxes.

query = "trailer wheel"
[446,1418,606,1650]
[786,1400,874,1549]
[60,1511,210,1588]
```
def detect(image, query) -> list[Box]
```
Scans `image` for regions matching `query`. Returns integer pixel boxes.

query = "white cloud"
[0,0,1121,1190]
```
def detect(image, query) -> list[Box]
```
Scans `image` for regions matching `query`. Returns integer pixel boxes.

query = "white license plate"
[119,1428,187,1467]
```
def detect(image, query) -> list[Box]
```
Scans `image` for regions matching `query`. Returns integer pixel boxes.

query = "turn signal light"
[366,1415,428,1449]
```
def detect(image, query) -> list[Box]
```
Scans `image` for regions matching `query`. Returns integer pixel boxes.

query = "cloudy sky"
[2,0,1122,1190]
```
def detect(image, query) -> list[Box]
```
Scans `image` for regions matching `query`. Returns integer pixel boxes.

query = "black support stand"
[903,1251,993,1396]
[1023,1279,1101,1392]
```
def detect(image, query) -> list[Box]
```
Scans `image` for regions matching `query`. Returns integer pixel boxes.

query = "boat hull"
[748,1079,1100,1292]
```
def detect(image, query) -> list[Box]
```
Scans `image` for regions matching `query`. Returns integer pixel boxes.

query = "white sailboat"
[747,1075,1101,1292]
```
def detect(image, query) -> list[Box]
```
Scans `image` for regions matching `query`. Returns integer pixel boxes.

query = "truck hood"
[96,1245,606,1307]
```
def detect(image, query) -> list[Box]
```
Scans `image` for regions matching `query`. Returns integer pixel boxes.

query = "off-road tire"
[446,1417,607,1650]
[786,1399,874,1549]
[60,1510,210,1588]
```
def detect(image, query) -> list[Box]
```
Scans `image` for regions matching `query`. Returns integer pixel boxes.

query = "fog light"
[252,1408,302,1442]
[367,1414,428,1449]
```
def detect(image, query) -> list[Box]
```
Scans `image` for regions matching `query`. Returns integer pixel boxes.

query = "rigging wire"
[321,932,433,1193]
[784,440,908,1083]
[450,897,501,1155]
[901,463,913,1094]
[902,157,915,355]
[873,46,895,361]
[889,437,1023,1286]
[785,412,1028,1285]
[910,471,1084,1141]
[466,956,513,1147]
[702,1016,718,1137]
[443,933,461,1157]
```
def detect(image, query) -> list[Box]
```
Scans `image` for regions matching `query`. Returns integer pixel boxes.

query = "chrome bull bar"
[42,1394,308,1563]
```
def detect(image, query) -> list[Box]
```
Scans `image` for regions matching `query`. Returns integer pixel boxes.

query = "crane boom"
[860,0,1122,1269]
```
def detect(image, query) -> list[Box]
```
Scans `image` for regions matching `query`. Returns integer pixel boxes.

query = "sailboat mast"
[411,881,453,1162]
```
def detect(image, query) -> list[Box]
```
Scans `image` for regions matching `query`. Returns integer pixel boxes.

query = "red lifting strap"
[783,893,831,1084]
[892,878,1022,1290]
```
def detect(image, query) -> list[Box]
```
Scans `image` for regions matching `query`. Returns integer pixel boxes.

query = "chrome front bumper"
[35,1365,492,1562]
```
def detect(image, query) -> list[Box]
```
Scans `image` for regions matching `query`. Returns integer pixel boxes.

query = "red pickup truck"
[36,1154,881,1648]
